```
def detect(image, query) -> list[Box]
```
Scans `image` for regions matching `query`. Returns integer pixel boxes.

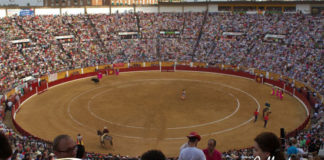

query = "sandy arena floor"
[15,71,307,157]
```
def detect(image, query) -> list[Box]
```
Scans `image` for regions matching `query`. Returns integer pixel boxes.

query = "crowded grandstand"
[0,1,323,160]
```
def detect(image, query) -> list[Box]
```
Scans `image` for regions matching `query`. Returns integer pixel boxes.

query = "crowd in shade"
[0,11,323,160]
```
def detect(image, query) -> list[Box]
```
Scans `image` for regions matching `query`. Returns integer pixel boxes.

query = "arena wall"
[208,4,218,12]
[86,7,110,14]
[183,6,207,12]
[135,6,158,13]
[0,9,6,17]
[35,8,60,15]
[61,8,85,15]
[0,3,321,17]
[111,6,134,13]
[160,6,183,12]
[7,9,21,17]
[0,0,43,7]
[296,4,311,14]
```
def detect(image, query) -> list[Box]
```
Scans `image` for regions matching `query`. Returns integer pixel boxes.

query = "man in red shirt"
[203,139,222,160]
[264,113,269,128]
[254,109,259,123]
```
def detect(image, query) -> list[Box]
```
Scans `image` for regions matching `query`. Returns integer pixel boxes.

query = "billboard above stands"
[87,7,110,14]
[19,9,35,16]
[0,9,6,18]
[35,8,60,15]
[61,8,85,15]
[8,9,34,17]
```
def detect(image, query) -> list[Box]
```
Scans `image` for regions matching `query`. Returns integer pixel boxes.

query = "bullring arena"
[15,69,307,157]
[0,1,323,159]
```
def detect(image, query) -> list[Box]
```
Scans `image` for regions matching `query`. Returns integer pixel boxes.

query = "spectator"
[0,132,12,160]
[286,138,298,157]
[254,132,285,160]
[76,144,86,159]
[141,150,166,160]
[53,134,77,159]
[179,132,206,160]
[203,139,222,160]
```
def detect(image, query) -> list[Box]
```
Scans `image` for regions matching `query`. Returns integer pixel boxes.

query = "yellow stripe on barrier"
[57,72,66,80]
[83,67,96,74]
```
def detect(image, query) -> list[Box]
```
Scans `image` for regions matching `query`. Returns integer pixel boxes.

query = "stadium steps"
[192,10,209,61]
[14,18,36,42]
[3,110,20,136]
[86,15,112,61]
[135,13,141,38]
[63,17,81,43]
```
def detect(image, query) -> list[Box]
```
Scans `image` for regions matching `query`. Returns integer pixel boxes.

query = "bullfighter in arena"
[181,89,186,100]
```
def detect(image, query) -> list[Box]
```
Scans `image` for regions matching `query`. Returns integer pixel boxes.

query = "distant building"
[0,0,43,6]
[44,0,111,7]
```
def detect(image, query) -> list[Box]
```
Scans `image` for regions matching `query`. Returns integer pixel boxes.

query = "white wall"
[35,8,60,15]
[0,0,43,6]
[183,0,208,2]
[111,7,134,14]
[61,8,85,15]
[136,6,158,13]
[208,4,218,12]
[0,9,6,18]
[160,6,182,13]
[7,9,20,17]
[87,8,110,14]
[184,6,206,12]
[296,4,311,14]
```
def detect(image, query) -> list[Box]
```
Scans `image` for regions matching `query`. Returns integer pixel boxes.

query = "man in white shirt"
[179,132,206,160]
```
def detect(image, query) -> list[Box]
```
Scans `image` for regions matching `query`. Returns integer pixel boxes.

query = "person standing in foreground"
[179,132,206,160]
[0,132,12,160]
[203,139,222,160]
[253,132,285,160]
[141,150,166,160]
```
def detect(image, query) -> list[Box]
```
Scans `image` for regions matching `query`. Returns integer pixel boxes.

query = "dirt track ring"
[16,71,306,156]
[67,78,261,140]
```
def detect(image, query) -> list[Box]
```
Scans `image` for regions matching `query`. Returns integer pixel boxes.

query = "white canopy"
[55,35,74,40]
[223,32,244,36]
[10,39,31,44]
[265,34,285,39]
[22,76,35,82]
